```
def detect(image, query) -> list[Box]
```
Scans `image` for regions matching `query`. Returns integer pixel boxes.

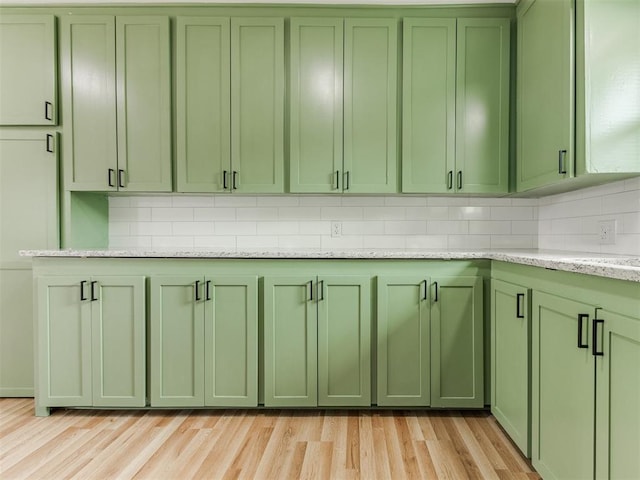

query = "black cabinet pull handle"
[205,280,211,301]
[433,281,439,302]
[592,318,604,356]
[422,280,428,301]
[90,281,98,301]
[447,171,453,190]
[577,313,589,348]
[457,171,463,190]
[45,134,54,153]
[344,171,350,190]
[516,293,525,318]
[80,280,87,301]
[195,280,201,301]
[45,101,53,121]
[232,171,238,190]
[558,149,567,174]
[118,169,125,188]
[318,280,324,301]
[308,280,314,301]
[335,170,340,190]
[223,170,229,190]
[108,169,115,187]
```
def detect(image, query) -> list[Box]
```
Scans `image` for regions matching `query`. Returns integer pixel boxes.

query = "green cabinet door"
[401,19,456,194]
[263,276,317,406]
[91,276,145,407]
[491,280,530,456]
[531,292,594,480]
[431,276,483,408]
[317,276,371,406]
[595,310,640,480]
[456,18,510,194]
[376,276,430,406]
[231,18,284,193]
[289,18,343,193]
[343,19,397,193]
[61,16,118,191]
[176,17,230,193]
[150,276,204,407]
[0,15,56,125]
[37,276,92,408]
[517,0,574,191]
[204,276,258,407]
[116,16,171,192]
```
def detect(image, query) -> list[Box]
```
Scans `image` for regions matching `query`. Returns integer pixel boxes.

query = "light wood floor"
[0,398,540,480]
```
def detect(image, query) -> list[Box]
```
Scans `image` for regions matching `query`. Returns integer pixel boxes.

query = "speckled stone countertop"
[20,249,640,282]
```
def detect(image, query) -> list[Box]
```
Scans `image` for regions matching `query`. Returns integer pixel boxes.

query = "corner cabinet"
[61,16,171,192]
[402,18,509,194]
[175,17,284,193]
[289,18,398,194]
[36,276,146,416]
[0,15,57,125]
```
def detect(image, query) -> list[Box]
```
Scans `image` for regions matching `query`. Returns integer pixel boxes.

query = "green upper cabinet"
[0,15,56,125]
[516,0,574,192]
[402,18,509,194]
[176,17,284,193]
[61,15,171,192]
[431,276,483,408]
[290,17,397,193]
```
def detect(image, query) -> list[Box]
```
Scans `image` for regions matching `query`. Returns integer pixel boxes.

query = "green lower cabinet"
[431,276,483,408]
[36,275,145,415]
[376,276,430,406]
[491,280,530,456]
[594,309,640,480]
[150,275,258,407]
[532,292,594,480]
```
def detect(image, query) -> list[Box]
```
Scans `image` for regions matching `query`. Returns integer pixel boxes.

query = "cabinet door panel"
[595,310,640,480]
[290,18,343,193]
[61,16,118,191]
[344,18,397,193]
[91,276,145,407]
[150,276,204,407]
[263,276,317,406]
[401,19,455,194]
[317,276,371,406]
[37,277,92,407]
[531,292,593,480]
[517,0,574,191]
[116,17,171,192]
[176,17,230,193]
[456,18,510,194]
[431,276,483,407]
[204,276,258,407]
[231,18,284,193]
[0,15,56,125]
[377,276,430,406]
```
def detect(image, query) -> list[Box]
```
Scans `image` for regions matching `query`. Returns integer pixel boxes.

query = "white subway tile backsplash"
[384,221,427,235]
[447,235,491,250]
[405,235,448,249]
[130,222,172,236]
[194,236,236,249]
[152,236,194,249]
[300,196,341,207]
[449,206,491,220]
[171,222,215,236]
[511,220,538,235]
[151,208,194,222]
[109,221,130,236]
[214,196,257,207]
[321,206,364,220]
[384,196,427,207]
[236,208,279,221]
[236,236,279,250]
[257,221,299,235]
[428,196,469,207]
[469,221,511,235]
[602,190,640,214]
[171,196,215,207]
[299,221,331,235]
[193,207,236,221]
[214,222,257,236]
[278,236,321,249]
[321,235,364,250]
[130,196,172,208]
[491,206,535,221]
[363,207,405,220]
[426,220,469,235]
[405,207,449,220]
[491,235,536,249]
[257,196,300,207]
[363,235,406,249]
[342,196,385,207]
[110,207,152,222]
[278,207,322,221]
[621,212,640,234]
[342,221,385,235]
[108,196,130,207]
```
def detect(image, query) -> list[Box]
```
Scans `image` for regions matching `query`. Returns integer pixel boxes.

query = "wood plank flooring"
[0,399,540,479]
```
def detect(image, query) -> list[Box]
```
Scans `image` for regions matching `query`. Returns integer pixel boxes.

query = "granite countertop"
[20,248,640,282]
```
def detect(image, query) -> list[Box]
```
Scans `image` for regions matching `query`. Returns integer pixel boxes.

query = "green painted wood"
[595,309,640,480]
[231,18,284,193]
[317,276,371,406]
[115,16,172,192]
[263,276,317,406]
[456,18,510,194]
[289,18,343,193]
[531,291,594,480]
[175,17,230,193]
[0,132,58,264]
[516,0,574,192]
[343,18,397,193]
[204,276,258,407]
[431,276,483,408]
[149,276,204,407]
[0,15,56,125]
[91,276,146,407]
[491,279,530,456]
[401,18,455,194]
[61,16,118,191]
[376,276,430,406]
[37,276,92,407]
